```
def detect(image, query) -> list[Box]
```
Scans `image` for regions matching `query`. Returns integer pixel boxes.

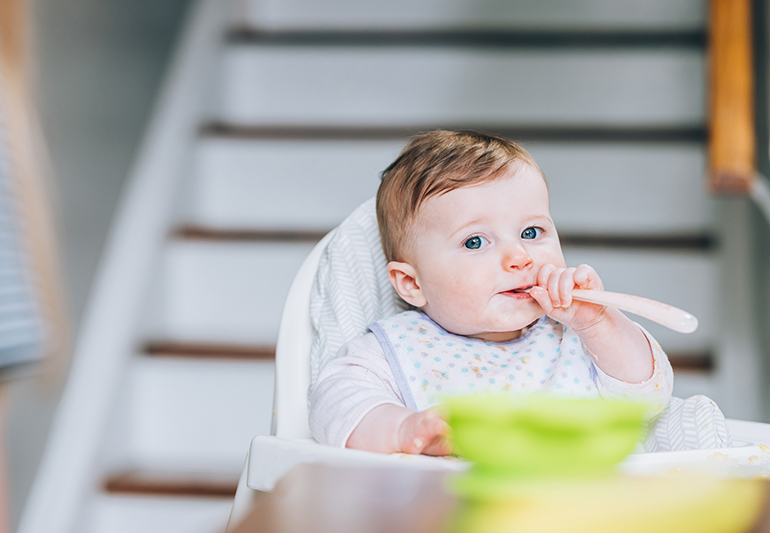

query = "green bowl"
[445,395,646,480]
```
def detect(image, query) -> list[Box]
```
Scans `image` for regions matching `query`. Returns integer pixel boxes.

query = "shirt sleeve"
[309,332,406,447]
[590,324,674,418]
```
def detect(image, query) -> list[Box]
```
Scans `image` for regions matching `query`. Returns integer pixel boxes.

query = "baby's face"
[399,164,565,342]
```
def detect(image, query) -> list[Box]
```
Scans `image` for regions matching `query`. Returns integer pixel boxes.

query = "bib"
[368,310,599,411]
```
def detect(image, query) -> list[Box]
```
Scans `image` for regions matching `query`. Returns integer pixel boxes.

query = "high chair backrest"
[271,230,337,439]
[271,198,410,439]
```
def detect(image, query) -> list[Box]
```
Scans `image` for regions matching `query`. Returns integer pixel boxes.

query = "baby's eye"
[463,235,489,250]
[521,227,542,240]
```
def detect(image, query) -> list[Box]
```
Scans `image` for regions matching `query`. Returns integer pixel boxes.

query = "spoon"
[524,288,698,334]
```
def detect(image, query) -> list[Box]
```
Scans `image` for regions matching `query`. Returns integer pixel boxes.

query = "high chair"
[226,199,770,531]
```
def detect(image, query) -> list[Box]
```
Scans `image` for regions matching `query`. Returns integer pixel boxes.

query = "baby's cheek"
[544,250,567,269]
[452,289,479,312]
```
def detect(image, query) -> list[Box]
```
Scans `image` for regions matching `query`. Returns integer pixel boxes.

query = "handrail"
[708,0,755,194]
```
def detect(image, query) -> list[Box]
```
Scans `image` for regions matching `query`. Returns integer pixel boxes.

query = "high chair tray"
[248,420,770,492]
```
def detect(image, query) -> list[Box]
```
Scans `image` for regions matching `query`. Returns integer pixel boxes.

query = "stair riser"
[144,241,315,345]
[234,0,705,31]
[562,248,717,352]
[80,494,232,533]
[188,138,711,233]
[673,373,720,403]
[125,358,274,469]
[218,47,704,126]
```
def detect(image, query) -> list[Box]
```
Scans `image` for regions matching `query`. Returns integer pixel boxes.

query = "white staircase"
[19,0,761,532]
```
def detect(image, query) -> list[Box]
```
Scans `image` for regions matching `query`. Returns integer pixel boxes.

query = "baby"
[309,130,673,455]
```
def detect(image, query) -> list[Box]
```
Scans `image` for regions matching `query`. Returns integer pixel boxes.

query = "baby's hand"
[398,407,453,456]
[529,263,607,333]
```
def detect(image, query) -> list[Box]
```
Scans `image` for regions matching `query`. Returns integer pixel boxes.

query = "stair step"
[218,46,704,127]
[669,352,713,372]
[187,136,711,234]
[174,225,326,243]
[201,123,707,142]
[103,471,238,498]
[146,340,712,372]
[112,357,273,469]
[143,241,314,345]
[233,0,705,32]
[226,27,705,48]
[144,341,275,360]
[81,493,232,533]
[144,337,713,376]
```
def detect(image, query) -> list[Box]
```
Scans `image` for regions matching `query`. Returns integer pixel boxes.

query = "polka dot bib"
[368,310,600,412]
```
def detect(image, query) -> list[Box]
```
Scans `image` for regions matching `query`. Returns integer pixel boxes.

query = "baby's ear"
[387,261,427,307]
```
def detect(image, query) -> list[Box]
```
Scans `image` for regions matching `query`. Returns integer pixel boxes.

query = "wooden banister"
[709,0,756,194]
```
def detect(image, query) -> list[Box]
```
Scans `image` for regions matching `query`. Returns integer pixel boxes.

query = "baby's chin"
[428,314,544,343]
[469,327,534,343]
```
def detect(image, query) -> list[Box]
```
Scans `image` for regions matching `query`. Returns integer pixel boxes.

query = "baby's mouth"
[510,285,534,294]
[501,285,534,298]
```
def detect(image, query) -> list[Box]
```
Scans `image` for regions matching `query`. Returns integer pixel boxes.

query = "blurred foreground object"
[228,463,768,533]
[0,0,68,530]
[445,396,645,496]
[451,475,763,533]
[0,0,68,373]
[230,400,767,532]
[443,396,761,532]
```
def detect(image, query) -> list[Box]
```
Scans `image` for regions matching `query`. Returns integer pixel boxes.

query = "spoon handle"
[571,289,699,334]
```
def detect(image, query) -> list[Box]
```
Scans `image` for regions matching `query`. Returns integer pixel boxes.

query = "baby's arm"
[309,332,452,455]
[529,264,654,383]
[347,404,452,455]
[590,325,673,416]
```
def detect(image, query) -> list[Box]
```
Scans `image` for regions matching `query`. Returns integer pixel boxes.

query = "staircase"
[19,0,762,532]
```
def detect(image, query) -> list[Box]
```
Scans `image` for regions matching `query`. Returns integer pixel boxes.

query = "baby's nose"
[504,244,533,270]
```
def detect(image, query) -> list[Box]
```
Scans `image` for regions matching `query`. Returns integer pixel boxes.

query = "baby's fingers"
[557,268,578,307]
[544,267,576,308]
[573,264,603,291]
[536,264,557,291]
[529,286,555,315]
[401,409,452,456]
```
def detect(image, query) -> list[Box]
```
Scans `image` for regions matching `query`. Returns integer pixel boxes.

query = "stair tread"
[143,339,711,371]
[144,341,275,360]
[226,27,706,48]
[174,225,326,243]
[201,123,707,143]
[103,470,239,498]
[668,352,714,372]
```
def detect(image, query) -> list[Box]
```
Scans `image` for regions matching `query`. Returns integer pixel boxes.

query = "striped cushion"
[644,395,731,452]
[309,198,732,452]
[309,197,409,389]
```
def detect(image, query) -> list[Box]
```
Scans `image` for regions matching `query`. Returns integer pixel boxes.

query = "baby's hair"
[376,130,543,262]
